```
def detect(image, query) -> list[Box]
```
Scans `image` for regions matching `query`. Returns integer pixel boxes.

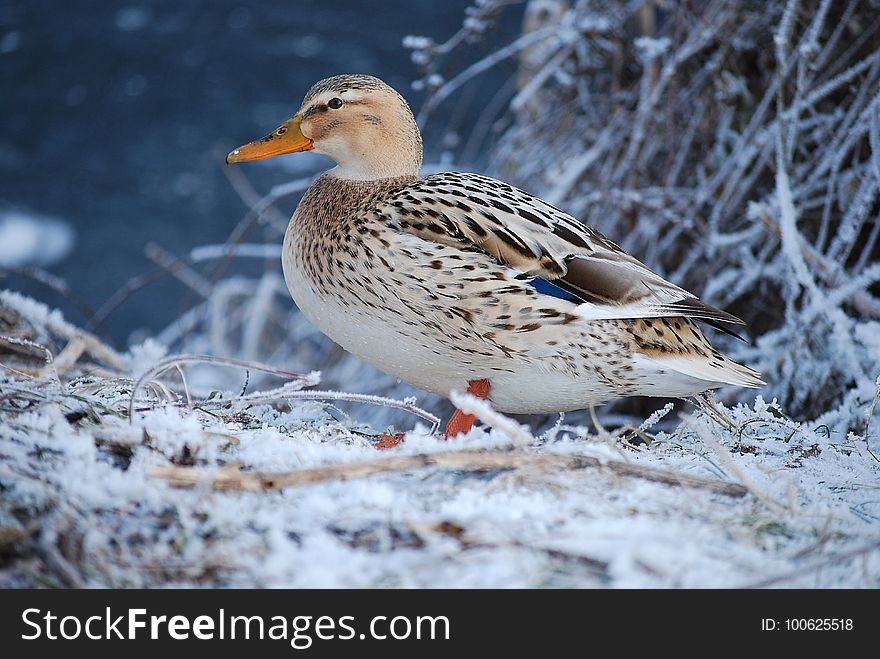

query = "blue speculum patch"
[525,277,584,304]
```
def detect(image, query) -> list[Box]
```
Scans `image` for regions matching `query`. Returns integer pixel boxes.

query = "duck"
[226,74,763,443]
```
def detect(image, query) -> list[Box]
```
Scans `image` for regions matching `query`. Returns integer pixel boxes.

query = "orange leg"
[444,379,491,440]
[374,432,406,450]
[373,379,491,449]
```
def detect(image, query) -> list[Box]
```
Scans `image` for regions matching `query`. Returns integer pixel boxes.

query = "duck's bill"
[226,114,313,163]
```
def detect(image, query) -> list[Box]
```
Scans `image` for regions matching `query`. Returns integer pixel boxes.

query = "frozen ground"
[1,289,878,588]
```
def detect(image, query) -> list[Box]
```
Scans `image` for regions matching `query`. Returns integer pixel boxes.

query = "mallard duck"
[227,74,763,441]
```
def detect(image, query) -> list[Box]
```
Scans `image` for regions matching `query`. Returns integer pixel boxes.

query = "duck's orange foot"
[374,432,406,450]
[443,379,491,440]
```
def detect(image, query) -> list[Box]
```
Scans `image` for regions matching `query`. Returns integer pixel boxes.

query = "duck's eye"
[327,97,343,109]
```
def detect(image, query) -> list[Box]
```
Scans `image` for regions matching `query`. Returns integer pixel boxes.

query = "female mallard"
[227,74,763,441]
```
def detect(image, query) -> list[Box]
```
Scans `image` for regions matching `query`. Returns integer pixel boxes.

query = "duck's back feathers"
[382,172,743,328]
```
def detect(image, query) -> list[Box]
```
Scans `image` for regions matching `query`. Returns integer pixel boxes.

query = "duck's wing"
[380,172,744,327]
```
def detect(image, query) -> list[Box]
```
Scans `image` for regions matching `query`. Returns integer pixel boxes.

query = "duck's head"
[226,74,423,181]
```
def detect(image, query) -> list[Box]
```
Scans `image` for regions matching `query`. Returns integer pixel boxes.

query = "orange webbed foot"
[443,379,491,440]
[374,432,406,450]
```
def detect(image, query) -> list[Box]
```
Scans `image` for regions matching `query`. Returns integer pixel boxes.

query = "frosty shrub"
[406,0,880,435]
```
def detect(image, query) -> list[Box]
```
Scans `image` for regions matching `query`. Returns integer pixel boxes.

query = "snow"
[125,339,168,379]
[1,292,878,588]
[634,36,671,62]
[0,209,75,268]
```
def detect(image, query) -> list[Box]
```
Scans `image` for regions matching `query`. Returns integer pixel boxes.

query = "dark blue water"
[0,0,520,344]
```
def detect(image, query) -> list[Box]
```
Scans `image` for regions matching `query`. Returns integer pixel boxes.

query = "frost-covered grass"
[1,291,878,588]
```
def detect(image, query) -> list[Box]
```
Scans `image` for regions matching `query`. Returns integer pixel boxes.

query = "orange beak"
[226,114,313,164]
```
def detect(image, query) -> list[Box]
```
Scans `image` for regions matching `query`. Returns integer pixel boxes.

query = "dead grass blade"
[150,448,748,497]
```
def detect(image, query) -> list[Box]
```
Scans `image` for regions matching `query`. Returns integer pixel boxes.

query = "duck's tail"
[626,317,764,395]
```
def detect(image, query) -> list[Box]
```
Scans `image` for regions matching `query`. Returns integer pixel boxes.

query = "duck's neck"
[292,172,420,235]
[319,124,423,181]
[328,162,419,181]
